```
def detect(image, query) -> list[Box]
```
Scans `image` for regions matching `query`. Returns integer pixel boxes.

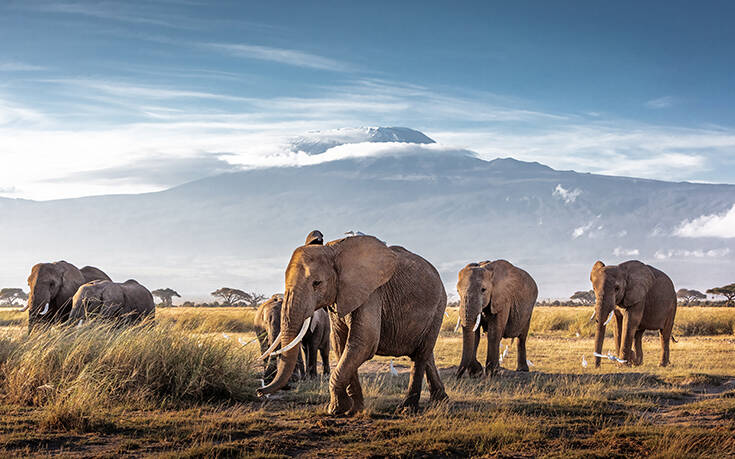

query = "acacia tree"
[152,288,181,307]
[241,292,266,308]
[676,288,706,305]
[706,283,735,307]
[570,290,595,306]
[0,288,28,307]
[210,288,266,307]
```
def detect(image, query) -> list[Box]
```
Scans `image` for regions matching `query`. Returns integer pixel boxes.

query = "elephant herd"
[13,230,678,415]
[17,261,154,331]
[254,231,678,415]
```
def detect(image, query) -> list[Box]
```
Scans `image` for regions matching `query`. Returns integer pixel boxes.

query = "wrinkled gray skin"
[68,279,155,325]
[590,260,677,367]
[302,308,331,378]
[456,260,538,378]
[26,261,110,332]
[257,234,448,415]
[253,294,305,383]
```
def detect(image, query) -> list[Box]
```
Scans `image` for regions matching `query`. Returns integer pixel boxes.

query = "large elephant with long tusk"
[25,261,111,332]
[590,260,677,367]
[256,233,448,414]
[68,279,155,325]
[455,260,538,378]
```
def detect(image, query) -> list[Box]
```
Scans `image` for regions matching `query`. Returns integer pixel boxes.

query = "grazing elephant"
[590,260,677,367]
[254,293,305,382]
[69,279,155,325]
[25,261,110,332]
[455,260,538,378]
[257,234,448,414]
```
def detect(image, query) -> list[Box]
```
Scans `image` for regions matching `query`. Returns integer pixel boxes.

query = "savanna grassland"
[0,306,733,458]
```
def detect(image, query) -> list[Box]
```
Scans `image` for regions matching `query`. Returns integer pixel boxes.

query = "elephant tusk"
[526,359,534,367]
[257,331,282,361]
[39,303,49,316]
[271,317,311,357]
[454,315,461,333]
[472,313,481,332]
[589,311,596,322]
[603,311,614,326]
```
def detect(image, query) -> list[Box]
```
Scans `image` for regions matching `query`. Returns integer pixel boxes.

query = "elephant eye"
[481,288,486,292]
[312,280,322,288]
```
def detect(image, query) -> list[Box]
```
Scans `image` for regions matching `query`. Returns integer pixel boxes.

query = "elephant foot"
[484,364,501,377]
[456,360,483,379]
[398,393,420,412]
[327,390,353,416]
[659,360,670,367]
[515,365,529,372]
[346,398,364,415]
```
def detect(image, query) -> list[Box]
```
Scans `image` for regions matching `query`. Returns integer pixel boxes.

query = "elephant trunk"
[257,290,307,397]
[456,325,477,378]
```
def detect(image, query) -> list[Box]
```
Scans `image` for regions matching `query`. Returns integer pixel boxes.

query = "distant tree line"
[150,287,267,308]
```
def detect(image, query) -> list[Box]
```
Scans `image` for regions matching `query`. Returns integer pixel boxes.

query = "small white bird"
[575,332,581,338]
[582,355,588,368]
[344,230,367,237]
[593,351,627,364]
[499,344,509,364]
[76,319,84,328]
[389,360,399,376]
[239,337,258,346]
[526,359,534,367]
[222,333,231,340]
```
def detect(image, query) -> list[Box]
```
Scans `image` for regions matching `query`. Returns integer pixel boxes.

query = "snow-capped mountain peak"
[289,126,435,155]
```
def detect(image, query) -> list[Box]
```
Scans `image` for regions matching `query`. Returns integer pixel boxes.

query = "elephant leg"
[633,330,644,366]
[320,344,331,376]
[400,356,426,411]
[328,301,380,416]
[346,372,364,415]
[466,325,483,377]
[516,333,529,372]
[484,316,503,376]
[659,316,674,367]
[620,304,643,365]
[425,354,448,402]
[328,316,349,410]
[613,310,623,357]
[307,341,318,378]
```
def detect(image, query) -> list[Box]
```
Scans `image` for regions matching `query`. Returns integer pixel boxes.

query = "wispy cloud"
[654,248,731,259]
[34,1,186,28]
[0,61,46,72]
[612,247,639,257]
[204,43,350,71]
[675,204,735,238]
[552,184,581,204]
[645,96,677,109]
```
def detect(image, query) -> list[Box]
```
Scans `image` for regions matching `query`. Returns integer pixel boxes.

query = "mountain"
[1,128,734,300]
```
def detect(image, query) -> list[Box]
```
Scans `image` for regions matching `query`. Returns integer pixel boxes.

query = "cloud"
[654,248,731,259]
[572,222,593,239]
[48,154,241,188]
[674,204,735,238]
[205,43,349,71]
[0,62,46,72]
[645,96,677,109]
[612,247,639,257]
[552,184,581,204]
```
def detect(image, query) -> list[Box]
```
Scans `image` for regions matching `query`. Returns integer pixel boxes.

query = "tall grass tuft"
[0,319,258,430]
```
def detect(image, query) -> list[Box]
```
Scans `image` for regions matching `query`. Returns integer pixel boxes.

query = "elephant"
[25,261,111,332]
[68,279,155,325]
[590,260,677,367]
[455,260,538,378]
[257,234,448,414]
[254,293,331,382]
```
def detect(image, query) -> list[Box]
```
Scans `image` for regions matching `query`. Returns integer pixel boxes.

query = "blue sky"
[1,0,735,199]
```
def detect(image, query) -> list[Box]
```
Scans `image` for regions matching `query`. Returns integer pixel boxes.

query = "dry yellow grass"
[0,306,732,457]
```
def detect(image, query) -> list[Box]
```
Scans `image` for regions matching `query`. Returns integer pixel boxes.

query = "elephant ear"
[333,236,397,318]
[623,262,654,307]
[484,261,517,315]
[58,262,85,305]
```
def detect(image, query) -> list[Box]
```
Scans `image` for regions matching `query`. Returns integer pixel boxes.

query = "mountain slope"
[1,131,733,299]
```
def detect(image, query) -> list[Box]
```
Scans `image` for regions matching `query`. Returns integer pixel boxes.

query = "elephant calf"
[456,260,538,377]
[590,260,677,367]
[254,293,330,383]
[69,279,155,325]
